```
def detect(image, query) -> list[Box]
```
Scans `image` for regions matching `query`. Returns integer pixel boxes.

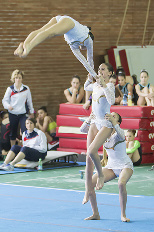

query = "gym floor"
[0,164,154,232]
[0,164,154,196]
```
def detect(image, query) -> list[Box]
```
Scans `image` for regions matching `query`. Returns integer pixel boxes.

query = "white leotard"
[84,80,115,129]
[55,15,96,77]
[56,15,89,44]
[104,124,133,171]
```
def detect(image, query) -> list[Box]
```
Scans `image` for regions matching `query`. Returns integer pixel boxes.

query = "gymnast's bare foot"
[82,192,89,204]
[96,176,104,190]
[20,43,31,58]
[84,213,100,220]
[121,216,130,222]
[14,42,24,56]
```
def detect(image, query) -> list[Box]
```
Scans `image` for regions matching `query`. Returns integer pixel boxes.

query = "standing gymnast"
[14,15,96,78]
[84,112,133,222]
[82,63,115,204]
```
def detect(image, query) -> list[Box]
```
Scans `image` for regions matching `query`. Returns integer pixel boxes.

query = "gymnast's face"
[118,76,126,86]
[26,119,35,131]
[98,64,111,79]
[71,78,80,89]
[109,77,116,86]
[126,131,135,142]
[140,72,149,85]
[37,109,47,120]
[111,112,119,124]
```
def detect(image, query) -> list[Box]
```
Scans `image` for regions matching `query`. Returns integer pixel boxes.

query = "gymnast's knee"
[118,179,126,190]
[87,147,97,159]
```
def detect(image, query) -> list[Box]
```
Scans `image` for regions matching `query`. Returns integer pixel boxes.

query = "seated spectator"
[126,129,142,166]
[116,66,134,85]
[109,74,123,105]
[135,69,154,106]
[36,106,59,150]
[116,71,133,105]
[0,111,11,156]
[64,75,84,104]
[116,66,139,105]
[0,117,47,171]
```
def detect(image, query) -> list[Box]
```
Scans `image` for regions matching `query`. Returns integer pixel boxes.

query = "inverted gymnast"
[14,15,97,78]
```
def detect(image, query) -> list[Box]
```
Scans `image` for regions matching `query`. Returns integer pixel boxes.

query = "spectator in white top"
[2,69,34,147]
[0,117,47,171]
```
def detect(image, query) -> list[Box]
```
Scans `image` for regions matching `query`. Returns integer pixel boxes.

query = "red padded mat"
[140,141,154,154]
[57,115,154,130]
[107,47,117,72]
[59,103,92,116]
[137,131,154,142]
[59,138,103,151]
[56,115,83,127]
[119,49,130,76]
[111,106,154,118]
[121,118,154,130]
[59,103,154,118]
[58,139,153,155]
[141,153,154,164]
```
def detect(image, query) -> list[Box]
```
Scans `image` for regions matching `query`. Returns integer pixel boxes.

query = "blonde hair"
[10,69,24,83]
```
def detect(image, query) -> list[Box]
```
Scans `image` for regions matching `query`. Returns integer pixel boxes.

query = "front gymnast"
[14,15,96,78]
[82,63,115,205]
[84,112,133,222]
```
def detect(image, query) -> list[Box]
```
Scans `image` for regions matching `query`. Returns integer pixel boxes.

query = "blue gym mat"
[0,167,36,175]
[0,183,153,232]
[0,162,86,175]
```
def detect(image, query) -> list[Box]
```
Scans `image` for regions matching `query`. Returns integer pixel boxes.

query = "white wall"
[126,47,154,85]
[114,46,154,85]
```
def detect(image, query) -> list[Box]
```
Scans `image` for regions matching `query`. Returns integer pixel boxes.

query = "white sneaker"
[0,163,14,171]
[0,163,7,169]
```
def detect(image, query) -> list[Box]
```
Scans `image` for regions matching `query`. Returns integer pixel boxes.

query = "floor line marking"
[0,183,145,198]
[3,174,80,183]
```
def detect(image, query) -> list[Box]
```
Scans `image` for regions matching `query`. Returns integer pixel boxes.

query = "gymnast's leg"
[14,17,57,57]
[118,168,133,222]
[83,124,98,205]
[87,126,113,190]
[84,168,116,220]
[14,17,75,58]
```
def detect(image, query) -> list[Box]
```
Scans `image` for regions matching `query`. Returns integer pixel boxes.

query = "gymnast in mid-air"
[14,15,97,78]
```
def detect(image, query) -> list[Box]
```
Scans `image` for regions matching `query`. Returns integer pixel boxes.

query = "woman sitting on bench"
[0,117,47,171]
